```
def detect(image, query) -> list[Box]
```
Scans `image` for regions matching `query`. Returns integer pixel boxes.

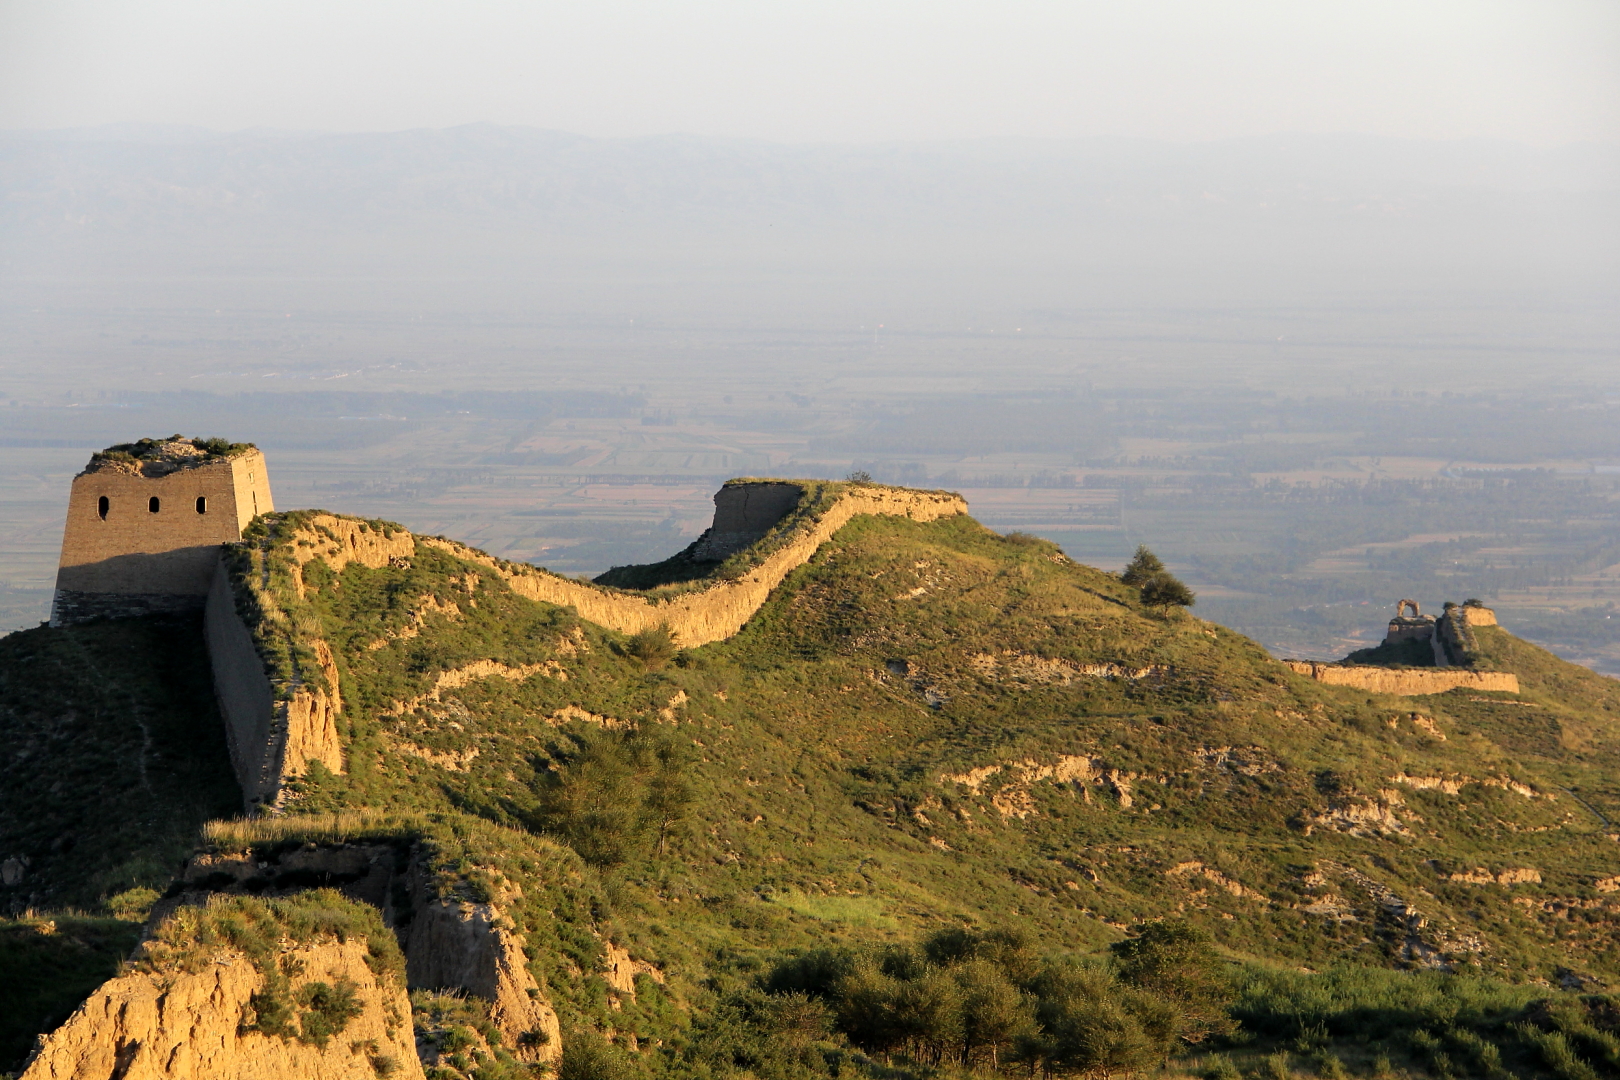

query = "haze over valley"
[4,125,1618,667]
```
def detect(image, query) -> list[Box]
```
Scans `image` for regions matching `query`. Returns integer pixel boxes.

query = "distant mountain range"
[4,126,1615,298]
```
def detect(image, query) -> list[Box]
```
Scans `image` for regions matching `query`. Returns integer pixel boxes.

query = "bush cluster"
[529,727,694,866]
[764,922,1232,1077]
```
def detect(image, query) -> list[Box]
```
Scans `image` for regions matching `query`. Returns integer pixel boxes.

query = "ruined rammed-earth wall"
[424,484,967,646]
[1283,660,1519,696]
[207,486,966,809]
[206,514,409,809]
[20,937,422,1080]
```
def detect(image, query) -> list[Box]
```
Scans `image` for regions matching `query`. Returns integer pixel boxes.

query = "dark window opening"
[97,495,109,520]
[196,496,207,514]
[149,496,160,513]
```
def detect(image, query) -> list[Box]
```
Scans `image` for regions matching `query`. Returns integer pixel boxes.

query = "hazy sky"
[2,0,1618,144]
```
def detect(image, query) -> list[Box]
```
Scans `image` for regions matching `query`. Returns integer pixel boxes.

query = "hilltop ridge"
[7,477,1620,1078]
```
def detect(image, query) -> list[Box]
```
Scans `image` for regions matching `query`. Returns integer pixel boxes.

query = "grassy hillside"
[7,497,1620,1077]
[0,614,241,908]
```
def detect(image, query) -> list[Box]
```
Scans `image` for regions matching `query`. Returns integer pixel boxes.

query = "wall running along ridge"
[207,490,962,808]
[20,937,422,1080]
[422,484,969,647]
[1283,661,1519,696]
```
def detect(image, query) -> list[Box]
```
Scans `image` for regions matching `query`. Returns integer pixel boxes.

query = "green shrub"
[560,1030,640,1080]
[1516,1023,1600,1080]
[1257,1051,1293,1080]
[530,727,693,865]
[1141,573,1196,609]
[294,979,363,1048]
[624,625,677,670]
[1120,546,1165,587]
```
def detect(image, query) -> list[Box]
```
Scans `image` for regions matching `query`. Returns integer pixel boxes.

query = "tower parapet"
[52,436,273,625]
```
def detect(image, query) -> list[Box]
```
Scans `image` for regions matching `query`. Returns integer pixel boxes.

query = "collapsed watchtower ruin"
[688,481,804,561]
[52,436,273,625]
[1385,598,1436,645]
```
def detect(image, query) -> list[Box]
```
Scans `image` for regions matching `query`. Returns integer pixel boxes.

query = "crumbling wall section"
[425,484,968,646]
[690,481,805,560]
[205,559,280,806]
[207,526,348,811]
[20,937,422,1080]
[405,870,562,1065]
[210,492,962,806]
[1283,660,1519,696]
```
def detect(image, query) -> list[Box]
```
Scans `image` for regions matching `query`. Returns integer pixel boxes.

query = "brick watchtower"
[51,437,274,625]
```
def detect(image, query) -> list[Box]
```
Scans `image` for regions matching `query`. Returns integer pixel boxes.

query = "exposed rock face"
[406,897,562,1065]
[1282,660,1518,696]
[1447,866,1542,885]
[282,637,344,783]
[603,940,664,995]
[284,514,417,597]
[20,938,421,1080]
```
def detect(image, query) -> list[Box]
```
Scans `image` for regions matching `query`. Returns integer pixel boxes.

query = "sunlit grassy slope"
[270,510,1620,987]
[7,505,1620,1074]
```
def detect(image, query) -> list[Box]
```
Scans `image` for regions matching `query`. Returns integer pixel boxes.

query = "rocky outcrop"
[282,637,345,782]
[603,940,664,995]
[1282,660,1518,696]
[285,514,417,597]
[20,938,421,1080]
[1447,866,1541,886]
[406,895,561,1065]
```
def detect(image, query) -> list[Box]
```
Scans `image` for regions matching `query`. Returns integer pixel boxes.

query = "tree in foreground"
[1111,921,1234,1044]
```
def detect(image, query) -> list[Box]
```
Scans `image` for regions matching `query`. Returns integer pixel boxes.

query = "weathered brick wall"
[53,449,274,623]
[205,560,280,807]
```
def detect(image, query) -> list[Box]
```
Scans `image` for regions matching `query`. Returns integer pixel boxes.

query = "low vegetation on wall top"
[87,434,259,471]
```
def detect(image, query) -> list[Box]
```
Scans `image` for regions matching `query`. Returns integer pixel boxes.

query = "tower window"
[149,496,160,513]
[196,496,207,514]
[97,496,109,519]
